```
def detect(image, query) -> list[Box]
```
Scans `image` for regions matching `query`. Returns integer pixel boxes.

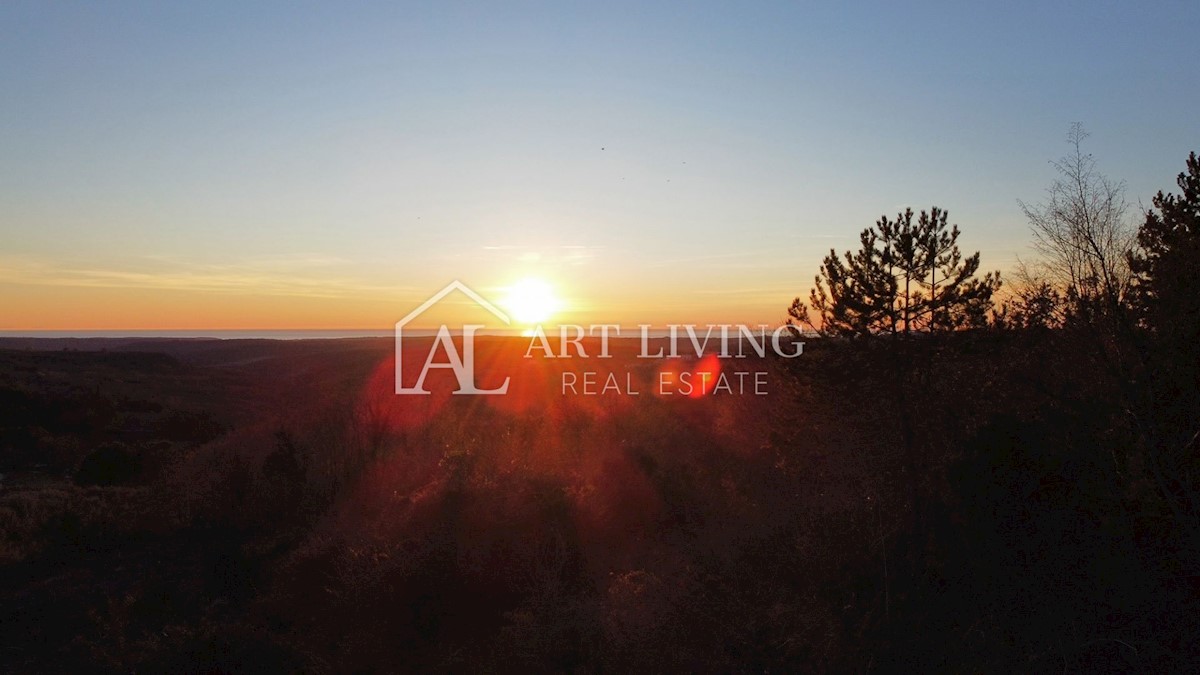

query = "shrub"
[75,442,142,486]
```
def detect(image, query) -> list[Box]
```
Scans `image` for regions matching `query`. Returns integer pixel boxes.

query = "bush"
[75,443,142,486]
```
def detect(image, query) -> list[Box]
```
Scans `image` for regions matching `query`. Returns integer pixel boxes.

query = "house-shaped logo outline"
[394,280,510,330]
[394,280,510,394]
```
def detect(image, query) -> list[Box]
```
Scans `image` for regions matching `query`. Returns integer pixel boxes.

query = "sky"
[1,1,1197,331]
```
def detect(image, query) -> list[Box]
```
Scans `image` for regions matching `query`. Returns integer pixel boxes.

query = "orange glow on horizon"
[0,276,785,332]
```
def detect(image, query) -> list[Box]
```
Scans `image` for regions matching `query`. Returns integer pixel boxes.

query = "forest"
[0,140,1197,672]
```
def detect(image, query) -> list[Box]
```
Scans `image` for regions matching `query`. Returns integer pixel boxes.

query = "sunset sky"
[2,1,1197,331]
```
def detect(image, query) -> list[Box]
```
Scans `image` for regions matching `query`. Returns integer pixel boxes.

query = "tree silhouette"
[1129,151,1200,349]
[1019,123,1134,325]
[790,207,1000,336]
[1127,151,1200,537]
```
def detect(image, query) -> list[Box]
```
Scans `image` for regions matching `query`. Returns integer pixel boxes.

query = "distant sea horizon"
[0,327,792,340]
[0,329,452,340]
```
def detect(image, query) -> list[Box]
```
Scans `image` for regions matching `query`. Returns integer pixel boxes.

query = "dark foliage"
[1,328,1196,673]
[790,206,1000,336]
[74,443,142,486]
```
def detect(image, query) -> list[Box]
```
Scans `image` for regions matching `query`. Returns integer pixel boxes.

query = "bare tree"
[1018,123,1135,320]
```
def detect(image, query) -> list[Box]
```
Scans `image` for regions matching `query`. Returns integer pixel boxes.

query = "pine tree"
[1129,151,1200,348]
[1126,151,1200,544]
[790,207,1000,336]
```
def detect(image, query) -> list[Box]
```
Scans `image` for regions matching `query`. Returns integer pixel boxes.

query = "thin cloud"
[444,244,604,266]
[691,286,803,296]
[0,255,416,298]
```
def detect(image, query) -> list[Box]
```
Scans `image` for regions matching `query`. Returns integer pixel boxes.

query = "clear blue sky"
[1,1,1197,328]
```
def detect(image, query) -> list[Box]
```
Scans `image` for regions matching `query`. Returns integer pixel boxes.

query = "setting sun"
[501,277,561,325]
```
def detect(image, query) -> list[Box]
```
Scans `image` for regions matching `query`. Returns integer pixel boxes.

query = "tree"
[993,261,1066,330]
[1019,123,1134,324]
[1127,152,1200,540]
[789,207,1001,336]
[1128,151,1200,347]
[788,206,999,588]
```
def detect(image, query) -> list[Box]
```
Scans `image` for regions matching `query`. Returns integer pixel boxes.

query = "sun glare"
[501,277,561,325]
